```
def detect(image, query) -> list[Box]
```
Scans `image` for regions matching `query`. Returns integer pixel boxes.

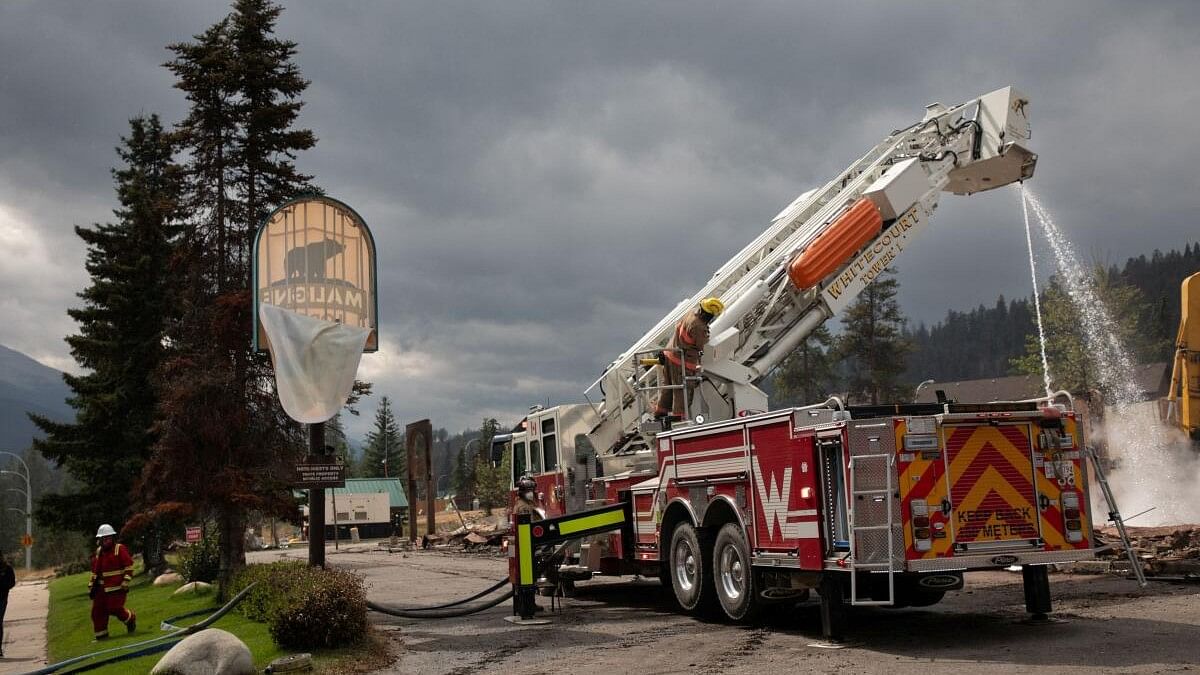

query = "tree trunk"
[142,521,167,578]
[217,506,246,600]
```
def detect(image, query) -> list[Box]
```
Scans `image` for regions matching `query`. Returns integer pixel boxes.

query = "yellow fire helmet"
[700,297,725,316]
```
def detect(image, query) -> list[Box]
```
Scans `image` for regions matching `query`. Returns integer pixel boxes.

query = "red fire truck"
[503,87,1096,637]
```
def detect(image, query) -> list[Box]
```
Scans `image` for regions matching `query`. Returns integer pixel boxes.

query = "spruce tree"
[31,114,181,569]
[1011,269,1150,396]
[362,397,404,480]
[139,0,317,589]
[771,325,838,406]
[836,268,912,404]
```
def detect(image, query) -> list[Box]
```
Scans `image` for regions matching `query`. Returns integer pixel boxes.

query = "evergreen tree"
[139,0,317,591]
[771,325,838,406]
[1012,268,1152,396]
[837,268,912,404]
[327,412,351,465]
[362,397,403,480]
[30,114,181,570]
[474,452,511,515]
[451,447,470,498]
[472,418,507,514]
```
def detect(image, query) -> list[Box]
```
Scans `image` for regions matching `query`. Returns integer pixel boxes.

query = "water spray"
[1018,184,1053,398]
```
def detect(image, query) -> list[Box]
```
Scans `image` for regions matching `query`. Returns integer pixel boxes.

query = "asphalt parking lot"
[249,544,1200,674]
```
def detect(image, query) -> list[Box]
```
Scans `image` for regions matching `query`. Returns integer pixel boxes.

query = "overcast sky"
[2,1,1197,438]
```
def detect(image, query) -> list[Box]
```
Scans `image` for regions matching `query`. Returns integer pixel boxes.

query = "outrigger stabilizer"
[510,501,635,621]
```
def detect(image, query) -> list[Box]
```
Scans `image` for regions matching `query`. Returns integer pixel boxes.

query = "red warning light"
[532,525,544,538]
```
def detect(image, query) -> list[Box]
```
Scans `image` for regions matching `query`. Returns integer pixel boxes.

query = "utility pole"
[0,451,32,572]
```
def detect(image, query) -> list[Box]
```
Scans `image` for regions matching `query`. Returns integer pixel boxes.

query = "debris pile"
[1092,524,1200,577]
[420,510,509,550]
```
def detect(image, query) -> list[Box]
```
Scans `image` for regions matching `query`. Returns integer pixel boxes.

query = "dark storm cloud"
[2,1,1197,435]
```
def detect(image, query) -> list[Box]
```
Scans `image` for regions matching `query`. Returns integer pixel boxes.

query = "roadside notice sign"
[185,526,202,544]
[20,534,32,547]
[294,457,347,488]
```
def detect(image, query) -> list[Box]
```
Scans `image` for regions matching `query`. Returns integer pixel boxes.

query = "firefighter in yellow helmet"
[654,297,724,420]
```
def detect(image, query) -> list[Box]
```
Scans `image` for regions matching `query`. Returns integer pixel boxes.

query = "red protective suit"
[90,540,135,638]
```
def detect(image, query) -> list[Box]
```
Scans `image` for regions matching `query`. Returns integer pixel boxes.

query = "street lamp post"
[915,379,936,400]
[0,451,33,572]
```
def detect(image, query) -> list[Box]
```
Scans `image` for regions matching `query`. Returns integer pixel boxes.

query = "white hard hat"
[96,524,117,538]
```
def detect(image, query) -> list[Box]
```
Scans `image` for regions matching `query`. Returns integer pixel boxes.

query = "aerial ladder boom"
[586,86,1038,456]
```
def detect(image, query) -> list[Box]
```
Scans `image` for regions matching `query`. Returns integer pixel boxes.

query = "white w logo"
[752,457,793,540]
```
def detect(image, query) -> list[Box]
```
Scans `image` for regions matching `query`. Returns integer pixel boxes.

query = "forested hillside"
[905,242,1200,382]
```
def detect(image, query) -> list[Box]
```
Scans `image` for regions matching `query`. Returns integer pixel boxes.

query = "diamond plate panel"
[848,422,896,456]
[854,494,895,524]
[854,527,903,566]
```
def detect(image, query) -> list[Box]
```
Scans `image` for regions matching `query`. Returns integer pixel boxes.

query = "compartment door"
[942,424,1041,550]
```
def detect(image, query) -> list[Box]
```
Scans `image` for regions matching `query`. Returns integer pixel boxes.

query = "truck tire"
[712,522,760,622]
[669,523,717,615]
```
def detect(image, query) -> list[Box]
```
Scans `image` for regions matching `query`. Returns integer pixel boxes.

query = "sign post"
[253,195,378,568]
[405,420,433,543]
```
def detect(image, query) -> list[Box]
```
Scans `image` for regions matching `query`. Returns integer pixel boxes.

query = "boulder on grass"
[153,572,183,586]
[150,628,254,675]
[172,581,213,597]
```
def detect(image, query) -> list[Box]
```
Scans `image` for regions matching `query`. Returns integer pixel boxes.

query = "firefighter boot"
[124,612,137,634]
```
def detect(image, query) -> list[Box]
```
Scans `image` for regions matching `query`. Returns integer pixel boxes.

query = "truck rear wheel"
[712,522,760,621]
[669,523,716,615]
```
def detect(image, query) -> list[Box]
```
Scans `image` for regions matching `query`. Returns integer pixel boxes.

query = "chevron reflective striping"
[944,425,1039,544]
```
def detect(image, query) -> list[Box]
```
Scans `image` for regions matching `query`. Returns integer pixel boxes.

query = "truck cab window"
[530,439,542,474]
[543,434,557,472]
[512,441,526,483]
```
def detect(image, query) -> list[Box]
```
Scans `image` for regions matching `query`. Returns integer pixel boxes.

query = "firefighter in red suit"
[654,297,724,420]
[89,524,136,639]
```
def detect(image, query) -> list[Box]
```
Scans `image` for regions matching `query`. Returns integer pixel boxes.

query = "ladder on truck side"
[847,451,898,605]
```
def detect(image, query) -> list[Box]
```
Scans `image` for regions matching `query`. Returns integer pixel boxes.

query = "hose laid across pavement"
[381,577,509,612]
[367,589,515,619]
[367,543,568,619]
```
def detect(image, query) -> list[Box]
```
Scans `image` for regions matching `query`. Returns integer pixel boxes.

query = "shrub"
[56,558,91,578]
[229,561,368,650]
[177,531,220,583]
[269,566,368,650]
[229,560,308,621]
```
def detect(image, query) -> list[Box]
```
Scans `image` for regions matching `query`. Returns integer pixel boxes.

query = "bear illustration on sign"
[285,239,345,281]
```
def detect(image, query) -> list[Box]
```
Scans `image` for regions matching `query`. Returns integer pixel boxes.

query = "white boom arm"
[586,87,1037,456]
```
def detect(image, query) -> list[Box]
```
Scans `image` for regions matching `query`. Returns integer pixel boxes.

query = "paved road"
[249,544,1200,674]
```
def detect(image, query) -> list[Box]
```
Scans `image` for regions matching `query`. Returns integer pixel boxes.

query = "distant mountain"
[0,344,72,451]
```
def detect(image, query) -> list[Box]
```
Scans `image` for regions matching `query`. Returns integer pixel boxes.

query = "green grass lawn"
[46,567,384,674]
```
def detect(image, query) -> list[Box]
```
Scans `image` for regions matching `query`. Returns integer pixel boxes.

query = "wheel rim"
[674,538,696,593]
[719,544,744,602]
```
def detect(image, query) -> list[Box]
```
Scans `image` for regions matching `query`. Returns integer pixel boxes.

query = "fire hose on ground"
[367,543,568,620]
[24,582,259,675]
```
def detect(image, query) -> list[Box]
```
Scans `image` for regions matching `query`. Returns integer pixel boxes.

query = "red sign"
[185,526,202,544]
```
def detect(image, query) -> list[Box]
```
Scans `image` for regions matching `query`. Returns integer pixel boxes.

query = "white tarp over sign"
[259,303,370,423]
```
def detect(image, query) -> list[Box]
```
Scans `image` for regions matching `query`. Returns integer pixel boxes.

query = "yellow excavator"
[1166,271,1200,441]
